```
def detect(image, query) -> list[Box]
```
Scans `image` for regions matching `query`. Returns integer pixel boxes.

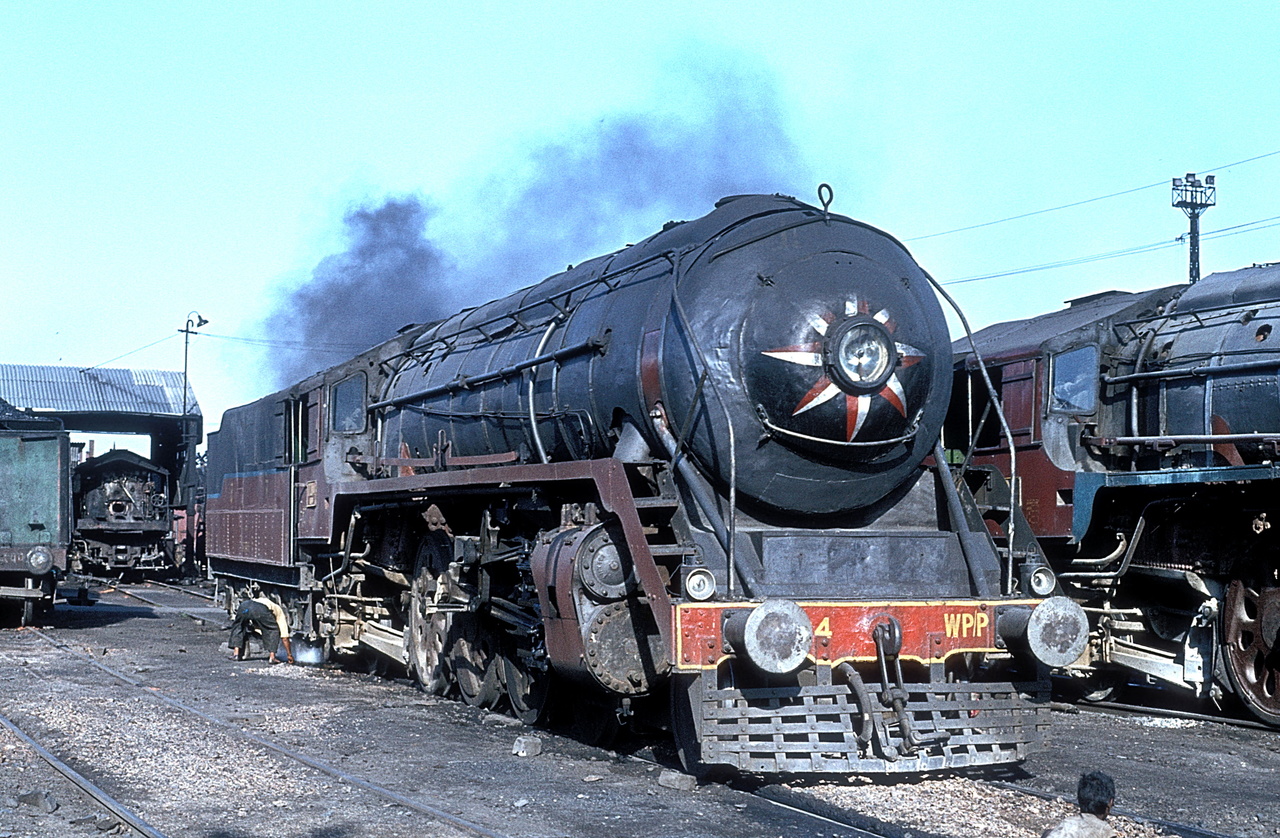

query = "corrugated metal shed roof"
[0,364,200,418]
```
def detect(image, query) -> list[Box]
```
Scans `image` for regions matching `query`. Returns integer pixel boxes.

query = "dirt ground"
[1,585,1276,838]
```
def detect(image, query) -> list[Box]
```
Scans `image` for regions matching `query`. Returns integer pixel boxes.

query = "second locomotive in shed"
[952,262,1280,726]
[207,191,1088,774]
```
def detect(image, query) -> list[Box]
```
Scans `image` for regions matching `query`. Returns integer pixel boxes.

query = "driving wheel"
[450,614,501,708]
[503,650,552,724]
[407,559,451,695]
[1220,560,1280,726]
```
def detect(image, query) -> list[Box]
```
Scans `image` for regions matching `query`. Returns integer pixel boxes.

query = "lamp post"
[1172,173,1216,284]
[181,312,208,419]
[179,311,208,574]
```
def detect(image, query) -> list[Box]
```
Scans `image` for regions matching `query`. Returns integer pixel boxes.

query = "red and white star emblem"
[762,296,923,442]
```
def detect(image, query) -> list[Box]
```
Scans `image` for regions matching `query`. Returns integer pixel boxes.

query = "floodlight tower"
[1172,172,1216,284]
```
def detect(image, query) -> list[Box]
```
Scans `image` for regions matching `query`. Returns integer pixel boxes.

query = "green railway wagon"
[0,410,71,625]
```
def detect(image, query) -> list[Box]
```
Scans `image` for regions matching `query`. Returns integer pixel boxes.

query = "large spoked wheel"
[669,673,730,781]
[1220,562,1280,727]
[407,562,451,695]
[503,650,552,724]
[450,614,502,708]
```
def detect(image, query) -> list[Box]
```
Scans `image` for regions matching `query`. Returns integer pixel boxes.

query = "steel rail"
[0,710,171,838]
[98,583,222,626]
[1072,698,1276,732]
[26,628,514,838]
[617,751,898,838]
[144,578,217,601]
[748,785,903,838]
[78,575,216,603]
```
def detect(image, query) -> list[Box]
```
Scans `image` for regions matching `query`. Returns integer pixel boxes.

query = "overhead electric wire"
[77,329,370,373]
[908,148,1280,242]
[79,333,180,372]
[197,331,370,352]
[944,213,1280,285]
[1196,214,1280,239]
[908,181,1167,242]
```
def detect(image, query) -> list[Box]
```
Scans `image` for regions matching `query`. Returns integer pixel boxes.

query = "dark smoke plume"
[265,52,808,385]
[268,197,456,385]
[459,58,807,299]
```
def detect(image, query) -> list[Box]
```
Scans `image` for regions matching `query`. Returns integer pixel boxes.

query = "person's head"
[1077,771,1115,818]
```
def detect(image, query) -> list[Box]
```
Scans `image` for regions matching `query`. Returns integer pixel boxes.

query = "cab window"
[1049,346,1098,414]
[332,373,367,433]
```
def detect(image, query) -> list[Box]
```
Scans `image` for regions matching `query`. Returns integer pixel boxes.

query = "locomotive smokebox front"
[658,213,952,516]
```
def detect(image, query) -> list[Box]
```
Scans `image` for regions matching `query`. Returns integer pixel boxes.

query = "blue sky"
[3,2,1278,438]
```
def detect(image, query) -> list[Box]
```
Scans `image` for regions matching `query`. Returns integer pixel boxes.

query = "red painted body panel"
[206,472,290,565]
[980,447,1076,539]
[965,356,1077,539]
[674,599,1038,670]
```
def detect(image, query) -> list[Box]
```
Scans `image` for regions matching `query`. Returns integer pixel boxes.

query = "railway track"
[1065,698,1278,733]
[17,626,513,838]
[8,604,882,838]
[140,577,217,601]
[80,578,224,625]
[17,582,1266,838]
[0,709,169,838]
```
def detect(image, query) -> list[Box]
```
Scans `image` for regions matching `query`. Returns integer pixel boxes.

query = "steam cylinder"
[380,194,953,516]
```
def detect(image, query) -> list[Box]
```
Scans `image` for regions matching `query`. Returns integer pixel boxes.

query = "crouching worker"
[229,594,294,664]
[1042,771,1116,838]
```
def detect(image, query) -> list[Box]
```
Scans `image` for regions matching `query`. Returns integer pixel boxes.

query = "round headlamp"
[26,546,54,575]
[828,319,897,393]
[683,567,716,601]
[1029,565,1058,597]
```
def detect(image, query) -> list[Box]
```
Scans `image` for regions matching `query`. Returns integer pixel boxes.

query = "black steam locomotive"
[951,262,1280,726]
[207,192,1087,774]
[71,449,175,575]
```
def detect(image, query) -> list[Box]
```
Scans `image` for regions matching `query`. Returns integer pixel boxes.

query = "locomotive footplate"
[675,600,1052,773]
